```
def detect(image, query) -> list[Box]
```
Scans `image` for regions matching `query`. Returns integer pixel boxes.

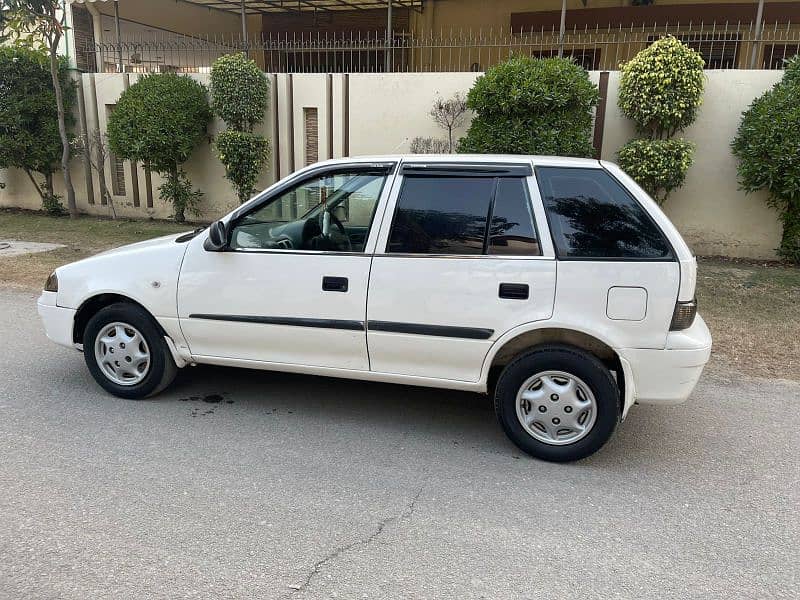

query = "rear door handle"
[322,276,349,292]
[499,283,529,300]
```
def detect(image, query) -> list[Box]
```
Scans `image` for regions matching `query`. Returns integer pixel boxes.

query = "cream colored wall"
[600,69,783,258]
[0,69,785,259]
[348,72,481,155]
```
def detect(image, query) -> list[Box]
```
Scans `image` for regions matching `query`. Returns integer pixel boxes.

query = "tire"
[494,345,620,462]
[83,302,177,399]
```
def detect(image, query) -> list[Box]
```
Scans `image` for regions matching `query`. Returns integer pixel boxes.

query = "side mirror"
[204,220,228,251]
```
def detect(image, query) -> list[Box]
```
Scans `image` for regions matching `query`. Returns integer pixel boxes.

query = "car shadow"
[162,363,685,469]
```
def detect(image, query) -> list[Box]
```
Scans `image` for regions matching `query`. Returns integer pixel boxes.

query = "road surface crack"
[285,485,425,596]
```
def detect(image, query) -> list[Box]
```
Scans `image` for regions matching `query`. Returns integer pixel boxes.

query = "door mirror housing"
[204,220,228,251]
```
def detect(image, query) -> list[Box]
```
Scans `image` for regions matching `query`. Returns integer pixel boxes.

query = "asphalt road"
[1,288,798,600]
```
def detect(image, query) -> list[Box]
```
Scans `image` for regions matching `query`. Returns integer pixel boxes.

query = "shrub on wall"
[618,36,705,138]
[616,36,705,205]
[732,56,800,263]
[107,73,211,222]
[616,139,695,204]
[0,44,75,213]
[210,53,271,204]
[459,56,599,157]
[215,130,271,203]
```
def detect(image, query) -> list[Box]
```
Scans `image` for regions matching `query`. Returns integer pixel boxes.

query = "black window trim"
[400,162,532,177]
[533,165,677,263]
[384,172,543,258]
[223,161,397,255]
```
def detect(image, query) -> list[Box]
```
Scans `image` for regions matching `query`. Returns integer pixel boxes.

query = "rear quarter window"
[536,167,674,260]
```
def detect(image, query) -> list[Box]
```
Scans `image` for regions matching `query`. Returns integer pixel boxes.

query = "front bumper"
[618,315,712,415]
[37,292,77,349]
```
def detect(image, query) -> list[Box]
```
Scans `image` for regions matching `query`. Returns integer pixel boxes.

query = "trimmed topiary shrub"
[107,73,211,222]
[459,56,599,157]
[616,138,695,204]
[618,35,705,139]
[732,56,800,263]
[210,53,269,132]
[616,36,705,205]
[210,53,271,204]
[214,130,271,203]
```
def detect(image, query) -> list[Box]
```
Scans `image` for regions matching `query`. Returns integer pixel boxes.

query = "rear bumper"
[619,315,712,414]
[37,292,77,349]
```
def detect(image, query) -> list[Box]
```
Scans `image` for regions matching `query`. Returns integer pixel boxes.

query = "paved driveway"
[1,288,798,599]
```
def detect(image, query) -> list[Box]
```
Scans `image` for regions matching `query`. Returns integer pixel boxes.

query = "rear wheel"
[494,345,620,462]
[83,303,177,399]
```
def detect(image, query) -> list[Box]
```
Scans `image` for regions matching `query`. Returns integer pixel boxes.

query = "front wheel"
[83,303,177,399]
[494,345,620,462]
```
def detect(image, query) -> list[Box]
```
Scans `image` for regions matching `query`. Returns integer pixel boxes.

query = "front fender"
[55,235,189,319]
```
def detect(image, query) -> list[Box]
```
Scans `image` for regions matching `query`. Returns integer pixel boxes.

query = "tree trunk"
[48,28,77,218]
[44,172,54,197]
[23,169,45,201]
[170,167,185,223]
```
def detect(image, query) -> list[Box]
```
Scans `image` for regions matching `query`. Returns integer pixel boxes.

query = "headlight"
[44,271,58,292]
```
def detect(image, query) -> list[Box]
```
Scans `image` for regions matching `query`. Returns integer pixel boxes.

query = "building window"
[105,105,126,197]
[530,48,601,71]
[304,107,319,167]
[763,45,800,69]
[649,33,740,69]
[71,6,96,73]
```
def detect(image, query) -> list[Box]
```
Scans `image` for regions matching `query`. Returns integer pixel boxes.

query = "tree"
[459,56,599,157]
[0,44,76,213]
[2,1,79,217]
[107,73,211,222]
[616,36,705,204]
[732,56,800,263]
[210,53,271,204]
[430,93,468,153]
[75,128,115,218]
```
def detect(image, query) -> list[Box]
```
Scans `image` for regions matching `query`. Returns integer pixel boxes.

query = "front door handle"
[322,276,349,292]
[499,283,529,300]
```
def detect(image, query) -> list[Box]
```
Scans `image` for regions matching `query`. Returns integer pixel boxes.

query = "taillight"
[670,299,697,331]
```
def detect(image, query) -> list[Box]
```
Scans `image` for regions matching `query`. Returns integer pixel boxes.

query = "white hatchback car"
[38,155,711,461]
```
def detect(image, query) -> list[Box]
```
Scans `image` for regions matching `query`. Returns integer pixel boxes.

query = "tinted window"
[537,167,673,259]
[488,178,540,256]
[388,176,494,254]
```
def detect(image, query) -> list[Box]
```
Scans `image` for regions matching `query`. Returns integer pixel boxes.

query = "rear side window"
[536,167,673,260]
[387,175,541,256]
[387,176,494,254]
[489,178,540,256]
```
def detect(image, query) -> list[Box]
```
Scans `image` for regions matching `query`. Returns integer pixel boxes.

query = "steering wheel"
[319,208,352,251]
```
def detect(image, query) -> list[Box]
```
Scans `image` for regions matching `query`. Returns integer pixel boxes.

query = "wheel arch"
[72,293,167,345]
[482,325,625,409]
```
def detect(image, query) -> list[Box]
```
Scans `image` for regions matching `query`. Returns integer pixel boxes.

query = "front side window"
[536,167,673,260]
[229,169,388,252]
[387,175,541,256]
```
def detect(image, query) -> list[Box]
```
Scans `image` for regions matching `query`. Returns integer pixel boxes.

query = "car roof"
[310,154,603,169]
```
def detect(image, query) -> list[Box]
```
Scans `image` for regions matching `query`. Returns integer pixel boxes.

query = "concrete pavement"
[0,288,798,599]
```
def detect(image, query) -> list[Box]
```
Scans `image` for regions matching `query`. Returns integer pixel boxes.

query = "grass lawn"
[0,209,192,290]
[2,209,799,381]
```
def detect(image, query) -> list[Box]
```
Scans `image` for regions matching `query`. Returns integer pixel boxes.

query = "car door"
[366,161,557,382]
[177,162,396,370]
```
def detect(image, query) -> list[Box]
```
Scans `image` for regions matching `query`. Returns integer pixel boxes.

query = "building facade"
[65,0,800,73]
